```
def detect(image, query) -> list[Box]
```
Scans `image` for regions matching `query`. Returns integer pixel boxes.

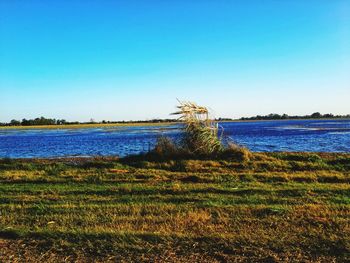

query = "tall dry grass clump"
[150,100,251,161]
[172,100,224,155]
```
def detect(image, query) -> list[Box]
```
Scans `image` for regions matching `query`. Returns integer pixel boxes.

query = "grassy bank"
[0,152,349,262]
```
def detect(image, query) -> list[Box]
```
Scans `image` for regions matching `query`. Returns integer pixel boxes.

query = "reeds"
[172,100,223,155]
[149,100,251,161]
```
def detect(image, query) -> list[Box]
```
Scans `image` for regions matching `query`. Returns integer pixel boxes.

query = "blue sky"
[0,0,349,122]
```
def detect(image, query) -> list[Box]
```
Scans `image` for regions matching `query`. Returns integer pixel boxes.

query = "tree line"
[0,117,68,126]
[240,112,350,121]
[1,113,349,127]
[0,117,178,126]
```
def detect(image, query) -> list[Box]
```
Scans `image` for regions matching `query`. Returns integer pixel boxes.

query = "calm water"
[0,119,349,158]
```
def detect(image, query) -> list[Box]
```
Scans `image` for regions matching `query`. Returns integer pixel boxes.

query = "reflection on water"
[0,120,349,158]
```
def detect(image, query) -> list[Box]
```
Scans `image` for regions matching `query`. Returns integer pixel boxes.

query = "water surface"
[0,119,349,158]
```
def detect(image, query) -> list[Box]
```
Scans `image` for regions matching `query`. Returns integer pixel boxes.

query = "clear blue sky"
[0,0,349,122]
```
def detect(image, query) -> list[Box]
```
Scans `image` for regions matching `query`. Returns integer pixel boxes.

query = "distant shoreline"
[219,117,350,123]
[0,121,178,130]
[0,118,349,130]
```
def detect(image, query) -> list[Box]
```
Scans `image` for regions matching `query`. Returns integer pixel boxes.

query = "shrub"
[221,143,252,162]
[152,136,178,156]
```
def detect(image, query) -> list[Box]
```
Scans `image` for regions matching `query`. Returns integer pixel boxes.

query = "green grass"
[0,153,349,262]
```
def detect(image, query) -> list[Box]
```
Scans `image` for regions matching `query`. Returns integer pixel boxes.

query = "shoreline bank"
[1,118,349,130]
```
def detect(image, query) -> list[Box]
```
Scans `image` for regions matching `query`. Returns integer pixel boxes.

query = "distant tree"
[281,114,289,119]
[311,112,322,118]
[56,119,66,125]
[10,119,21,126]
[323,113,334,118]
[21,119,29,126]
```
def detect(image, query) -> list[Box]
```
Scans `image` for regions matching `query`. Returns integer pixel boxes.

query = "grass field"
[0,152,349,262]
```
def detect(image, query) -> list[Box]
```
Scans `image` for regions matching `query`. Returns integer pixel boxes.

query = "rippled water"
[0,119,349,158]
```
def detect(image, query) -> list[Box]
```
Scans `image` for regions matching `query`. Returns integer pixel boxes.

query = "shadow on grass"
[0,228,348,261]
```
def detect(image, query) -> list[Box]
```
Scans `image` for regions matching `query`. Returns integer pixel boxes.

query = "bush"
[152,136,179,156]
[221,143,252,162]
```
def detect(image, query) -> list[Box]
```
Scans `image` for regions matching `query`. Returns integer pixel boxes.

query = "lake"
[0,119,349,158]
